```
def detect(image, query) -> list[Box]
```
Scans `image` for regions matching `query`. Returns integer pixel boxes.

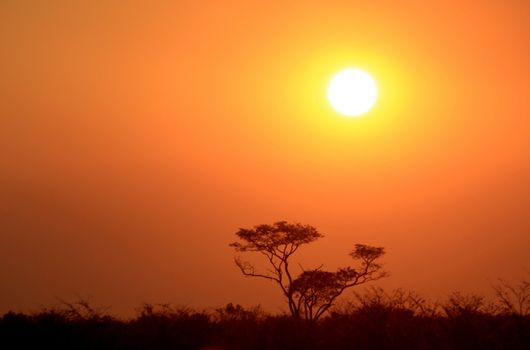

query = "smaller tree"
[492,278,530,316]
[291,244,387,321]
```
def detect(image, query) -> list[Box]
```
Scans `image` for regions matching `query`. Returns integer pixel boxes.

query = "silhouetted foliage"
[230,221,387,320]
[292,244,387,321]
[1,289,530,350]
[343,286,439,317]
[443,291,490,318]
[493,278,530,316]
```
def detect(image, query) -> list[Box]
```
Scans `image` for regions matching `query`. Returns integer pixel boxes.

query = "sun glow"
[327,69,378,117]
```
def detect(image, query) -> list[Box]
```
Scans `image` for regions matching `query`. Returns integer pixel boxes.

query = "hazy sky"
[1,0,529,316]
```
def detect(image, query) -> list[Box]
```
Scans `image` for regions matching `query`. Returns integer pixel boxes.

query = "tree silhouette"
[292,244,387,321]
[493,278,530,316]
[230,221,322,319]
[230,221,387,321]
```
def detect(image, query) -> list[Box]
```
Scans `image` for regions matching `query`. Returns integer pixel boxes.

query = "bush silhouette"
[1,289,530,350]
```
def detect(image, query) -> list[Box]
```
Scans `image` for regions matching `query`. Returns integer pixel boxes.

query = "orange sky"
[1,0,529,316]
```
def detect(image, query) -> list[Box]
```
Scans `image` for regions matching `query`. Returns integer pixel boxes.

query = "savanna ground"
[2,284,529,350]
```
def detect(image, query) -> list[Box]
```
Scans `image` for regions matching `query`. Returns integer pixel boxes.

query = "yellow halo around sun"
[327,69,378,117]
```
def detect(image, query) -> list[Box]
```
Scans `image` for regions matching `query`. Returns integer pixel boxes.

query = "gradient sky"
[1,0,529,316]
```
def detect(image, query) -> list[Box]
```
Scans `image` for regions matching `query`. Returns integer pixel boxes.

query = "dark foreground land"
[2,289,529,350]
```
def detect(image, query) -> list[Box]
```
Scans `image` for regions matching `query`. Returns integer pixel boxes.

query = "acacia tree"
[230,221,322,318]
[230,221,387,321]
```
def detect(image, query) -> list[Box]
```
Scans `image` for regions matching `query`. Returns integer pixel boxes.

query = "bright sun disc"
[327,69,378,117]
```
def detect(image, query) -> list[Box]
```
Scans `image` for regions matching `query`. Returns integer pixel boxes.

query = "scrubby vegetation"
[2,285,529,350]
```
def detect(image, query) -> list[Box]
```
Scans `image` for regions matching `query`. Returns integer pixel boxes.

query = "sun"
[327,68,378,117]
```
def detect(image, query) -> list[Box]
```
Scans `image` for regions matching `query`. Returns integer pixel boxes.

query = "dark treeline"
[1,286,529,350]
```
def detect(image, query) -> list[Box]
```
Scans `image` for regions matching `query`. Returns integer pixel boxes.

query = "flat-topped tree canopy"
[230,221,323,254]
